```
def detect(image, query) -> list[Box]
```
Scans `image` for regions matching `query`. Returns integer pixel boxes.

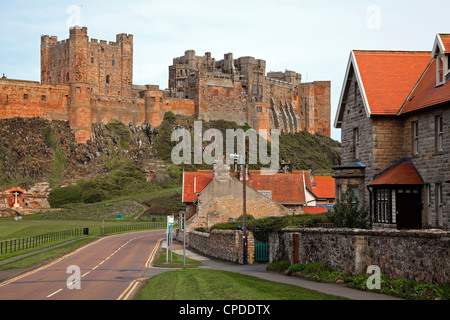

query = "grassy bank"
[136,269,347,300]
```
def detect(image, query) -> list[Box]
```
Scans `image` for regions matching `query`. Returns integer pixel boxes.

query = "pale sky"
[1,0,448,141]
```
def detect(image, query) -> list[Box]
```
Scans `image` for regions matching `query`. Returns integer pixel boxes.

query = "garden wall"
[189,229,255,264]
[269,228,449,284]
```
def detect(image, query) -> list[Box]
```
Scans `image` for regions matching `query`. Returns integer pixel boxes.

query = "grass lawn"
[153,251,203,268]
[136,269,347,300]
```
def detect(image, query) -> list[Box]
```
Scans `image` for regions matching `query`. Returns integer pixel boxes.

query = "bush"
[332,186,370,229]
[106,120,133,149]
[48,184,83,207]
[266,260,291,272]
[211,213,332,242]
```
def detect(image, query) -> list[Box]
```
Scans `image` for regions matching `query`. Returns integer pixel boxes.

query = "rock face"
[0,117,159,189]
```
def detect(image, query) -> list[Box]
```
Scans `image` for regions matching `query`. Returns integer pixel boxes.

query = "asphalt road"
[0,229,165,300]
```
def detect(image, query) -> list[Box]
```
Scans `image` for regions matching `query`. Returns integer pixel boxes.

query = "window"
[76,87,81,94]
[112,58,115,67]
[438,183,444,206]
[106,75,110,84]
[374,188,392,223]
[412,121,419,154]
[435,115,443,152]
[91,57,94,64]
[257,106,263,113]
[253,85,258,95]
[67,73,70,82]
[437,55,445,86]
[353,128,360,159]
[436,183,443,226]
[23,94,28,101]
[41,95,46,103]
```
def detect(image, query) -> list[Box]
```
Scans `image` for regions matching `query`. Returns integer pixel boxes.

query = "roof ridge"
[353,50,431,55]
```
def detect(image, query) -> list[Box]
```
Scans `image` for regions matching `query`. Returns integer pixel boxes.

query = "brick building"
[0,26,331,143]
[334,33,450,230]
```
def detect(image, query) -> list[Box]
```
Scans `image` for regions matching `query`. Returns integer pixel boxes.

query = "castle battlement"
[1,26,331,143]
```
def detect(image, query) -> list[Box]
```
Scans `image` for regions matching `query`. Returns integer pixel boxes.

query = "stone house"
[181,162,331,232]
[334,33,450,230]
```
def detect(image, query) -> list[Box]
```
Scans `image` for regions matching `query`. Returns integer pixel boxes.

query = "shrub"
[332,186,370,229]
[48,184,83,207]
[106,120,133,149]
[266,260,291,272]
[287,263,307,274]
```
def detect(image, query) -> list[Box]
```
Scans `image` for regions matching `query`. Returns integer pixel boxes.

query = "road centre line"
[45,235,144,299]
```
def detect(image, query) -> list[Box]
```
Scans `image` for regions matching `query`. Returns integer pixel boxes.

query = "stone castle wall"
[0,27,331,143]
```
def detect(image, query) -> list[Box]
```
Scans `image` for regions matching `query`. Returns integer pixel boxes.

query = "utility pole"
[242,152,248,265]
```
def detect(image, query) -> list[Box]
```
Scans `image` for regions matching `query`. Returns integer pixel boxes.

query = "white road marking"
[46,235,144,299]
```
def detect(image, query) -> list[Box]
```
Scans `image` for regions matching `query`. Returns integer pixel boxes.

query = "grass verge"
[153,250,203,268]
[135,269,347,300]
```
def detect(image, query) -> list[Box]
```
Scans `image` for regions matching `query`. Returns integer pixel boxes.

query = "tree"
[332,186,371,229]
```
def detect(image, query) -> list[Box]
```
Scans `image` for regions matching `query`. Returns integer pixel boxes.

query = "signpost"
[166,215,174,263]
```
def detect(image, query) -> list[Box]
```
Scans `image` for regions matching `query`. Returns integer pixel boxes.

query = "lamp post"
[230,153,248,265]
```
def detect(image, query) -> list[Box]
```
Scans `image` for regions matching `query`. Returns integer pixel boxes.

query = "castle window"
[91,57,94,64]
[435,115,443,153]
[76,87,81,94]
[67,73,70,82]
[106,75,110,84]
[23,94,28,101]
[41,95,46,102]
[253,85,258,95]
[257,106,262,113]
[112,59,115,67]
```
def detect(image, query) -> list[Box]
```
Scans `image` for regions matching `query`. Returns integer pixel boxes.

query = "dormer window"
[437,54,445,86]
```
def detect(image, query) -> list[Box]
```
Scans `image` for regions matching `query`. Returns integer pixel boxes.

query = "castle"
[0,26,331,143]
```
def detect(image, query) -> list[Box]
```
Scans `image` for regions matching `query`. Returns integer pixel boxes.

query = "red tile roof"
[369,159,423,186]
[182,171,213,203]
[353,50,431,115]
[438,34,450,53]
[302,207,328,214]
[311,176,335,199]
[183,170,313,205]
[246,171,311,204]
[400,58,450,114]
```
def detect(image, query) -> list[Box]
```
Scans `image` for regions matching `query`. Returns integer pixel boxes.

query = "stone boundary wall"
[189,230,255,265]
[269,228,449,284]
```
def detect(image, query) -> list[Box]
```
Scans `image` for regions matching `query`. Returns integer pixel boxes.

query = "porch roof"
[369,159,423,186]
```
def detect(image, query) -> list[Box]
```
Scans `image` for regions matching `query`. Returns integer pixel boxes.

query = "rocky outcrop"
[0,118,160,189]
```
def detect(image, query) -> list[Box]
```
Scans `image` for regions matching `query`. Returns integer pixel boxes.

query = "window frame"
[412,121,419,155]
[435,115,443,153]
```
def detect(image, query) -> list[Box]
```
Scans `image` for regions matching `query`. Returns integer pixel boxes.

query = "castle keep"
[0,27,331,143]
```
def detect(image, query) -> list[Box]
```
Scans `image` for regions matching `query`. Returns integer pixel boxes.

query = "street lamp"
[230,153,248,265]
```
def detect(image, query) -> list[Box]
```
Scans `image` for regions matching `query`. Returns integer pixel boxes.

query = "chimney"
[213,161,230,181]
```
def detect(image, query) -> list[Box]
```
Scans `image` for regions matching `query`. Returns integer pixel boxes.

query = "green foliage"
[106,120,133,149]
[48,184,83,207]
[42,125,68,187]
[332,186,371,229]
[266,259,291,272]
[48,159,161,207]
[279,131,341,175]
[211,213,333,242]
[347,273,450,300]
